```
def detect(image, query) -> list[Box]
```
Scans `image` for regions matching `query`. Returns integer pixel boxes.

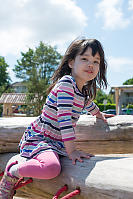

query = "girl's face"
[69,47,100,91]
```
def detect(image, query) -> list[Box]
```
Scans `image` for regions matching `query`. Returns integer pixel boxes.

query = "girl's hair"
[47,38,107,101]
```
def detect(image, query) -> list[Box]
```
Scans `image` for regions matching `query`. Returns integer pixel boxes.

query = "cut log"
[0,153,133,199]
[0,115,133,198]
[0,115,133,154]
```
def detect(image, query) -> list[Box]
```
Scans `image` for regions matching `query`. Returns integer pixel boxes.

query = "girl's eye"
[94,61,100,65]
[82,58,87,61]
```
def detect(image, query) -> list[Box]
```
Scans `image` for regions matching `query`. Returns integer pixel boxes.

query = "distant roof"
[111,84,133,88]
[111,85,133,90]
[0,93,26,104]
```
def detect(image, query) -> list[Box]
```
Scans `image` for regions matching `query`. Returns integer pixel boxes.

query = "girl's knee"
[18,158,61,179]
[47,162,61,179]
[39,162,61,179]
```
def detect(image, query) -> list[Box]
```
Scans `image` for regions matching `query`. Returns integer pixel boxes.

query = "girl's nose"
[87,59,93,65]
[87,61,93,67]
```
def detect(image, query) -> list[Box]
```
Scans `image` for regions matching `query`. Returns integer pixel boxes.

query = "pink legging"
[18,151,61,179]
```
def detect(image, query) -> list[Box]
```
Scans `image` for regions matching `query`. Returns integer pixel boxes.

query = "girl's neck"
[76,81,83,92]
[71,75,85,92]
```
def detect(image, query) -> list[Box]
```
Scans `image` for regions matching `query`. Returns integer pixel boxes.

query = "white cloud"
[107,56,133,72]
[105,56,133,89]
[0,28,31,56]
[96,0,131,30]
[128,0,133,10]
[0,0,87,56]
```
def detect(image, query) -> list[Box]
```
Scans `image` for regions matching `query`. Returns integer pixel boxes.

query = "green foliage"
[94,89,115,112]
[127,104,133,109]
[107,93,115,103]
[123,78,133,85]
[0,56,10,86]
[14,41,62,82]
[0,56,11,95]
[13,41,62,115]
[25,78,48,116]
[95,90,114,104]
[95,90,107,104]
[94,102,116,112]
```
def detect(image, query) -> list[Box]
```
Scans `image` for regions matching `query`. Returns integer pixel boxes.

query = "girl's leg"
[18,151,61,179]
[6,154,27,178]
[0,154,26,199]
[0,151,61,198]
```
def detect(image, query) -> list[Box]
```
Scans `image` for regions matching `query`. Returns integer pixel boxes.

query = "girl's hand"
[68,150,94,165]
[96,111,115,123]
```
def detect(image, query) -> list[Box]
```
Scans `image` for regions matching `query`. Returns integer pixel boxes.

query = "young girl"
[0,38,113,199]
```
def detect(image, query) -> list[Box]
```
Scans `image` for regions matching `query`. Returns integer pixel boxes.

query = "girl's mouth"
[85,70,93,74]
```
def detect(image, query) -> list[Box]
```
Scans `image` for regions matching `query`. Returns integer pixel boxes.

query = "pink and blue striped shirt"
[19,75,99,158]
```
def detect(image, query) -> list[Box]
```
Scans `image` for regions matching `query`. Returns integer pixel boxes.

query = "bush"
[127,104,133,109]
[95,102,116,112]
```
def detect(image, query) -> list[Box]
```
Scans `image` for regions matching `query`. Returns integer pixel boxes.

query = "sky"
[0,0,133,94]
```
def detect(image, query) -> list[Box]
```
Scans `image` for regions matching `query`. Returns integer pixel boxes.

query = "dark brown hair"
[47,38,107,101]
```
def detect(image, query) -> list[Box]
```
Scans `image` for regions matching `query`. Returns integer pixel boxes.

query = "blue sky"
[0,0,133,93]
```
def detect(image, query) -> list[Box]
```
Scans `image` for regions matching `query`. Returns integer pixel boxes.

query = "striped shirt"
[19,75,99,158]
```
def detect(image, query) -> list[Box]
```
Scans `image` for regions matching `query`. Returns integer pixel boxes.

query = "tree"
[0,56,11,116]
[95,89,114,105]
[95,90,108,104]
[0,56,11,95]
[25,76,48,116]
[13,42,62,115]
[14,42,61,82]
[123,78,133,85]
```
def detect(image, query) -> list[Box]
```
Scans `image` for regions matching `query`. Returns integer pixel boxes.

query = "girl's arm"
[85,101,100,116]
[64,140,75,155]
[64,140,94,165]
[85,101,114,122]
[95,110,115,123]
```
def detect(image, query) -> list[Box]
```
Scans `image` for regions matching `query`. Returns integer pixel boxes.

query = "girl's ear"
[68,59,74,69]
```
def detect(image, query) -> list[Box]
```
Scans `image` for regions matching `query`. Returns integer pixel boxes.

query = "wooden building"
[111,85,133,115]
[0,93,26,116]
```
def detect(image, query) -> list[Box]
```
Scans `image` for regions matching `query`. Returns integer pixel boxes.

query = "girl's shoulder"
[59,75,76,86]
[58,75,83,96]
[59,75,74,81]
[54,75,76,92]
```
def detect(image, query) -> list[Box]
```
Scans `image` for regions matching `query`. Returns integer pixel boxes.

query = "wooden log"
[76,140,133,154]
[0,115,133,154]
[75,115,133,154]
[0,153,133,199]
